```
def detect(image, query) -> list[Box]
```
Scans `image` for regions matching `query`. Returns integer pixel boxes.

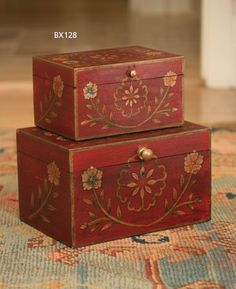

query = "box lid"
[33,46,184,87]
[17,122,210,174]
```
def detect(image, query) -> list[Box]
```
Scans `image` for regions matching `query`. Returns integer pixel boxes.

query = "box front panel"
[17,152,72,246]
[74,149,211,247]
[78,72,183,140]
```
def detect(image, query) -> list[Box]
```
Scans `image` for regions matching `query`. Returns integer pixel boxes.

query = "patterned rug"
[0,128,236,289]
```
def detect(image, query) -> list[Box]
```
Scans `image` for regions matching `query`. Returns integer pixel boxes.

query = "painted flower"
[82,166,103,190]
[163,71,177,87]
[62,60,79,65]
[117,163,167,212]
[184,151,204,174]
[53,75,64,98]
[90,53,118,62]
[114,80,148,118]
[83,82,98,99]
[47,161,60,186]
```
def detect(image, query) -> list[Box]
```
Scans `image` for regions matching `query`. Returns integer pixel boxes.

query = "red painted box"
[33,46,184,141]
[17,122,211,247]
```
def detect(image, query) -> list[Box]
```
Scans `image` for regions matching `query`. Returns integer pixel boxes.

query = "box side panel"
[77,74,183,140]
[17,151,72,247]
[33,73,75,139]
[73,149,211,247]
[17,129,70,172]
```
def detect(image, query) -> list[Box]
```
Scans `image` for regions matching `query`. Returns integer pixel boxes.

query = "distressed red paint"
[33,46,184,141]
[17,122,211,248]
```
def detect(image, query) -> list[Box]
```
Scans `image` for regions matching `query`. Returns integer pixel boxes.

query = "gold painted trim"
[69,126,210,153]
[74,56,184,73]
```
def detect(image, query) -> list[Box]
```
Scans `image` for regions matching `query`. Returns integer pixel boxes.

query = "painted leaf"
[38,186,42,200]
[116,206,122,218]
[175,210,185,216]
[55,101,62,107]
[80,224,87,230]
[152,118,161,124]
[148,105,152,114]
[81,120,92,126]
[154,96,158,104]
[47,204,56,211]
[86,104,93,110]
[45,118,51,124]
[39,214,50,223]
[101,222,113,231]
[100,190,104,200]
[160,87,164,95]
[109,112,114,121]
[189,193,193,200]
[161,112,170,117]
[50,111,58,118]
[89,122,96,127]
[90,225,97,233]
[102,105,106,114]
[83,198,93,205]
[164,199,168,211]
[172,187,177,201]
[102,125,109,129]
[52,192,59,199]
[164,102,170,108]
[88,211,96,218]
[30,193,34,210]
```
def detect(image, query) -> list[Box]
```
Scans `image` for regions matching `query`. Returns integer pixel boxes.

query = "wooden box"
[17,122,211,247]
[33,46,184,141]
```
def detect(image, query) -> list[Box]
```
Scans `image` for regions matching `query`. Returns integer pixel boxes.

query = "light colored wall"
[201,0,236,88]
[129,0,196,14]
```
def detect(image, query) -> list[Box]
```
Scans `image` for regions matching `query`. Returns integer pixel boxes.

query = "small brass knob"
[130,69,137,78]
[137,147,156,161]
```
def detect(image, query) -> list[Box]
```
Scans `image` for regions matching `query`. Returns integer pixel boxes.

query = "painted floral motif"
[52,75,64,98]
[28,162,60,223]
[80,151,204,232]
[184,151,204,174]
[83,82,98,99]
[37,74,64,125]
[89,53,118,62]
[81,166,103,190]
[81,73,178,129]
[114,79,148,118]
[163,71,177,87]
[47,161,60,186]
[117,163,167,212]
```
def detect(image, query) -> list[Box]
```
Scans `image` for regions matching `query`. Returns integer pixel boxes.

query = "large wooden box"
[17,122,211,247]
[33,46,184,141]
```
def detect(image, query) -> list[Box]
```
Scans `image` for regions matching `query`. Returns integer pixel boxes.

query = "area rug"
[0,128,236,289]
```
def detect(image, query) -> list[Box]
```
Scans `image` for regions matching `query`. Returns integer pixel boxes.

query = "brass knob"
[137,147,156,161]
[129,69,137,78]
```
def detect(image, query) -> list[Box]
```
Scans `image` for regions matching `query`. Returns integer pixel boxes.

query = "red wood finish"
[17,122,211,248]
[33,46,184,140]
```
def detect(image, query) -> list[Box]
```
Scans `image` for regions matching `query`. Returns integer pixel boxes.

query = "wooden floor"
[0,0,235,130]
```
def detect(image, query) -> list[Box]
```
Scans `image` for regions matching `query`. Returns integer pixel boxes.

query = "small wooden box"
[33,46,184,141]
[17,122,211,247]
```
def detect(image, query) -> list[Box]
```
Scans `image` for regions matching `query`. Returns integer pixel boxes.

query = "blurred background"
[0,0,236,130]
